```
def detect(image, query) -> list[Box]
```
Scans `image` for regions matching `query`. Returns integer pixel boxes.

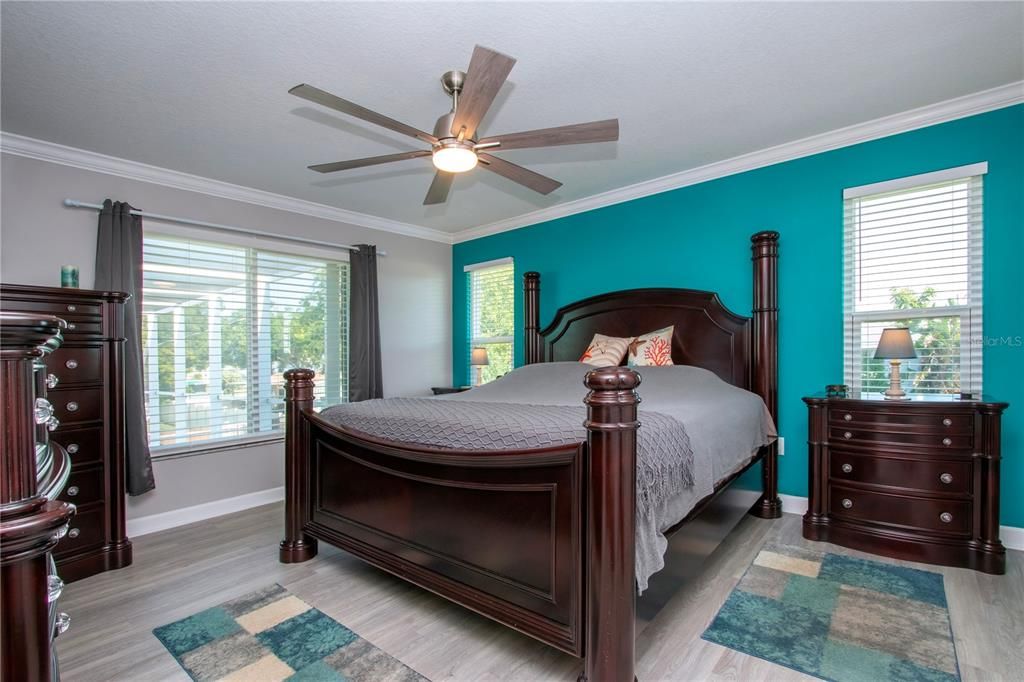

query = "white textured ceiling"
[2,2,1022,234]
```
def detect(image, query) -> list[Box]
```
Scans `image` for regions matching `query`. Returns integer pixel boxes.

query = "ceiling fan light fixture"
[432,142,478,173]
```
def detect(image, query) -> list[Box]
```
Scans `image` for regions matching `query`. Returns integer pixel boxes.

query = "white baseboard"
[127,486,285,537]
[775,493,1023,551]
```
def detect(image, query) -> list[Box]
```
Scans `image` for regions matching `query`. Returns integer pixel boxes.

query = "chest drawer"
[49,387,104,424]
[46,346,104,386]
[51,425,104,467]
[829,484,971,535]
[829,408,973,434]
[829,425,972,450]
[0,299,104,337]
[58,466,104,506]
[829,450,972,495]
[54,504,107,558]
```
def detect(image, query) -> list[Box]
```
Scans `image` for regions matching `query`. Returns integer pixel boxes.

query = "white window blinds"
[843,164,984,397]
[466,258,514,385]
[142,233,349,453]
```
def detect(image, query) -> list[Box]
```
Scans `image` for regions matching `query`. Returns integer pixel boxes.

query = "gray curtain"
[349,244,383,401]
[95,200,155,495]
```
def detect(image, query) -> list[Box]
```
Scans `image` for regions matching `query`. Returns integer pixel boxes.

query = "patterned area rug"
[702,543,960,681]
[154,584,426,681]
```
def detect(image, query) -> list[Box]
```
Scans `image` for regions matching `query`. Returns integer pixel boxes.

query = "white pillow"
[627,326,675,366]
[579,333,630,367]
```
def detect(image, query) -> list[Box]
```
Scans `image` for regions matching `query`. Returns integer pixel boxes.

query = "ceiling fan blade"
[479,154,561,195]
[308,150,431,174]
[424,171,455,205]
[477,119,619,151]
[450,46,516,140]
[289,83,437,144]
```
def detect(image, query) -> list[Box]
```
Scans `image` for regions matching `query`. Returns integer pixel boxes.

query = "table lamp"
[874,328,916,400]
[470,347,490,386]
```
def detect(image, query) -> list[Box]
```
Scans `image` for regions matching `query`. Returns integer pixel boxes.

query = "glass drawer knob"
[67,528,80,539]
[843,431,853,440]
[942,437,952,446]
[46,416,60,432]
[66,401,79,412]
[940,473,953,484]
[34,398,54,424]
[841,498,853,509]
[67,322,77,331]
[46,373,59,389]
[67,486,79,497]
[47,575,65,603]
[65,359,78,369]
[841,463,853,473]
[942,418,953,426]
[844,413,853,421]
[940,512,953,523]
[56,612,71,635]
[67,443,79,454]
[66,305,77,312]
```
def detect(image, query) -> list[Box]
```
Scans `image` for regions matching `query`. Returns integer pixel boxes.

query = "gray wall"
[0,152,452,519]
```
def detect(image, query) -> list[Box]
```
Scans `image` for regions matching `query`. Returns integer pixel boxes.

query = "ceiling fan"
[289,45,619,205]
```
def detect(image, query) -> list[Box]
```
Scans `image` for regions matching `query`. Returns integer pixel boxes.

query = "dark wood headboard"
[524,231,779,422]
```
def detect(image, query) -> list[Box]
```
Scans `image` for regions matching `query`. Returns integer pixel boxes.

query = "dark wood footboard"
[281,366,641,680]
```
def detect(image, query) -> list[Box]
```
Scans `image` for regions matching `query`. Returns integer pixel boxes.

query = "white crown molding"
[0,132,454,245]
[453,80,1024,243]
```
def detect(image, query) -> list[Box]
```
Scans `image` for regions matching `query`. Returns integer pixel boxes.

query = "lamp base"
[883,359,908,400]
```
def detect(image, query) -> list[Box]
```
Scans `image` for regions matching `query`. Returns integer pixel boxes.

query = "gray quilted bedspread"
[319,398,693,516]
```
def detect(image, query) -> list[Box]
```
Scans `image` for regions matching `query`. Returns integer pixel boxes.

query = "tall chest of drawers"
[1,284,133,582]
[803,395,1008,574]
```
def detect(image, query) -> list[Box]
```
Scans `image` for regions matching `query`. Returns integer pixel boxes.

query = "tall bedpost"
[280,368,318,563]
[751,230,782,519]
[582,367,640,682]
[524,271,543,364]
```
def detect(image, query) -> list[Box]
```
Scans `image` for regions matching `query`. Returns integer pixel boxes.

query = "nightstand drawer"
[829,408,973,434]
[829,485,971,535]
[829,425,972,450]
[829,450,972,495]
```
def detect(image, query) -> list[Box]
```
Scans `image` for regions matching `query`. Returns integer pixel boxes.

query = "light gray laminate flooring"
[56,503,1023,681]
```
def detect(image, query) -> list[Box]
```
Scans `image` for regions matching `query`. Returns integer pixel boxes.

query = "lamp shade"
[874,328,917,359]
[470,347,490,366]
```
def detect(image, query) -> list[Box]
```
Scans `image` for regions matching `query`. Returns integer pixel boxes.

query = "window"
[142,232,348,452]
[843,163,984,397]
[466,258,514,385]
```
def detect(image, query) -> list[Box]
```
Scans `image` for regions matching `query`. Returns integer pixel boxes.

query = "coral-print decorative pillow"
[627,326,675,366]
[579,333,630,367]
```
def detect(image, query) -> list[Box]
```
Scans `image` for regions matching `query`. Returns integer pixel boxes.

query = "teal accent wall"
[453,104,1024,528]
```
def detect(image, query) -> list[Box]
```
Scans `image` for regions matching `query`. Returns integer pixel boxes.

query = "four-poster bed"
[279,230,781,682]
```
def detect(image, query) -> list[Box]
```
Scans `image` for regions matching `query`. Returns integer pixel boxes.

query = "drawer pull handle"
[67,528,80,539]
[942,418,953,426]
[940,473,954,484]
[67,443,79,454]
[66,401,79,413]
[66,305,77,312]
[942,437,952,446]
[844,413,853,421]
[34,398,54,424]
[65,359,78,369]
[841,498,853,509]
[940,512,953,524]
[56,612,71,636]
[843,431,853,440]
[67,322,77,331]
[46,416,60,432]
[47,575,65,603]
[841,463,853,473]
[67,485,79,497]
[46,373,59,389]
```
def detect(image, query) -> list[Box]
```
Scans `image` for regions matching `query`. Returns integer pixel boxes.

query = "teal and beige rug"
[154,584,426,681]
[702,543,960,681]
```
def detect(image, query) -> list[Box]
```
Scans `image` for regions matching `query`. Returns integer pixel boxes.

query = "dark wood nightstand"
[803,393,1008,574]
[431,386,472,395]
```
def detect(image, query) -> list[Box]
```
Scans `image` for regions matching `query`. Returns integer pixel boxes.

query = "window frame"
[465,257,515,386]
[842,163,985,397]
[142,221,350,458]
